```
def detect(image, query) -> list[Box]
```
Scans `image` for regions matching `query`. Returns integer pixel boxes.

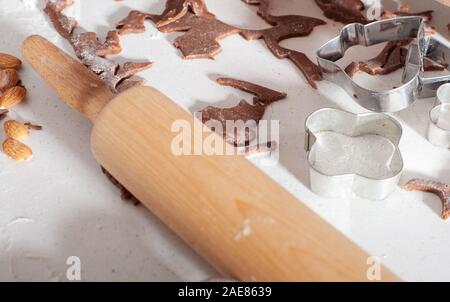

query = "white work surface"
[0,0,448,281]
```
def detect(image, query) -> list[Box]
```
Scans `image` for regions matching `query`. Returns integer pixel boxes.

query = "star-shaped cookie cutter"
[317,16,425,112]
[305,108,404,200]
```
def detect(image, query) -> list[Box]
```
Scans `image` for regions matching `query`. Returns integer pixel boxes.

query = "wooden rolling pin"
[22,35,399,282]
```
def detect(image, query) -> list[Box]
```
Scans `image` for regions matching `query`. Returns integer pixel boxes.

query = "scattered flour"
[234,219,252,242]
[0,0,60,52]
[310,132,398,179]
[20,0,39,9]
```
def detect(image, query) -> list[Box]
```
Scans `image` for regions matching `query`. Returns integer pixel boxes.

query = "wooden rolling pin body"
[23,35,399,281]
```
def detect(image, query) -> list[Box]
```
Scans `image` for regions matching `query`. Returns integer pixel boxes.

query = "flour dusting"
[234,219,252,242]
[20,0,39,9]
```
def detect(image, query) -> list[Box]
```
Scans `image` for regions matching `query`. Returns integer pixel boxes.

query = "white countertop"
[0,0,448,281]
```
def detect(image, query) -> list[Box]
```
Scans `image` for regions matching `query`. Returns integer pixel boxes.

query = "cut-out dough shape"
[403,179,450,220]
[44,0,152,93]
[241,0,326,88]
[196,78,286,146]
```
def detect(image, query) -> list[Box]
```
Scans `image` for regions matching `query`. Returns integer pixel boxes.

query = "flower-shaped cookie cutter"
[305,108,404,200]
[427,83,450,149]
[317,17,425,112]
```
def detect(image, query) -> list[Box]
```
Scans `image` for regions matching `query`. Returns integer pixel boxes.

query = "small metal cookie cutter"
[317,17,425,112]
[305,108,404,200]
[427,83,450,149]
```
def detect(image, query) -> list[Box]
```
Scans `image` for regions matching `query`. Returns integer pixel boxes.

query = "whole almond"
[0,86,26,109]
[0,69,19,92]
[4,120,30,140]
[0,53,22,69]
[2,138,32,161]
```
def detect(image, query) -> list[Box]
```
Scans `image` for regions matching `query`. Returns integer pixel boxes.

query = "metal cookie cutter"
[427,83,450,149]
[317,17,425,112]
[405,35,450,98]
[305,108,404,200]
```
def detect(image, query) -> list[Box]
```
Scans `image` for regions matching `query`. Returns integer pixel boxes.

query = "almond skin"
[4,120,30,140]
[24,122,43,131]
[0,109,7,120]
[0,53,22,69]
[0,69,19,92]
[2,138,32,161]
[0,86,26,109]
